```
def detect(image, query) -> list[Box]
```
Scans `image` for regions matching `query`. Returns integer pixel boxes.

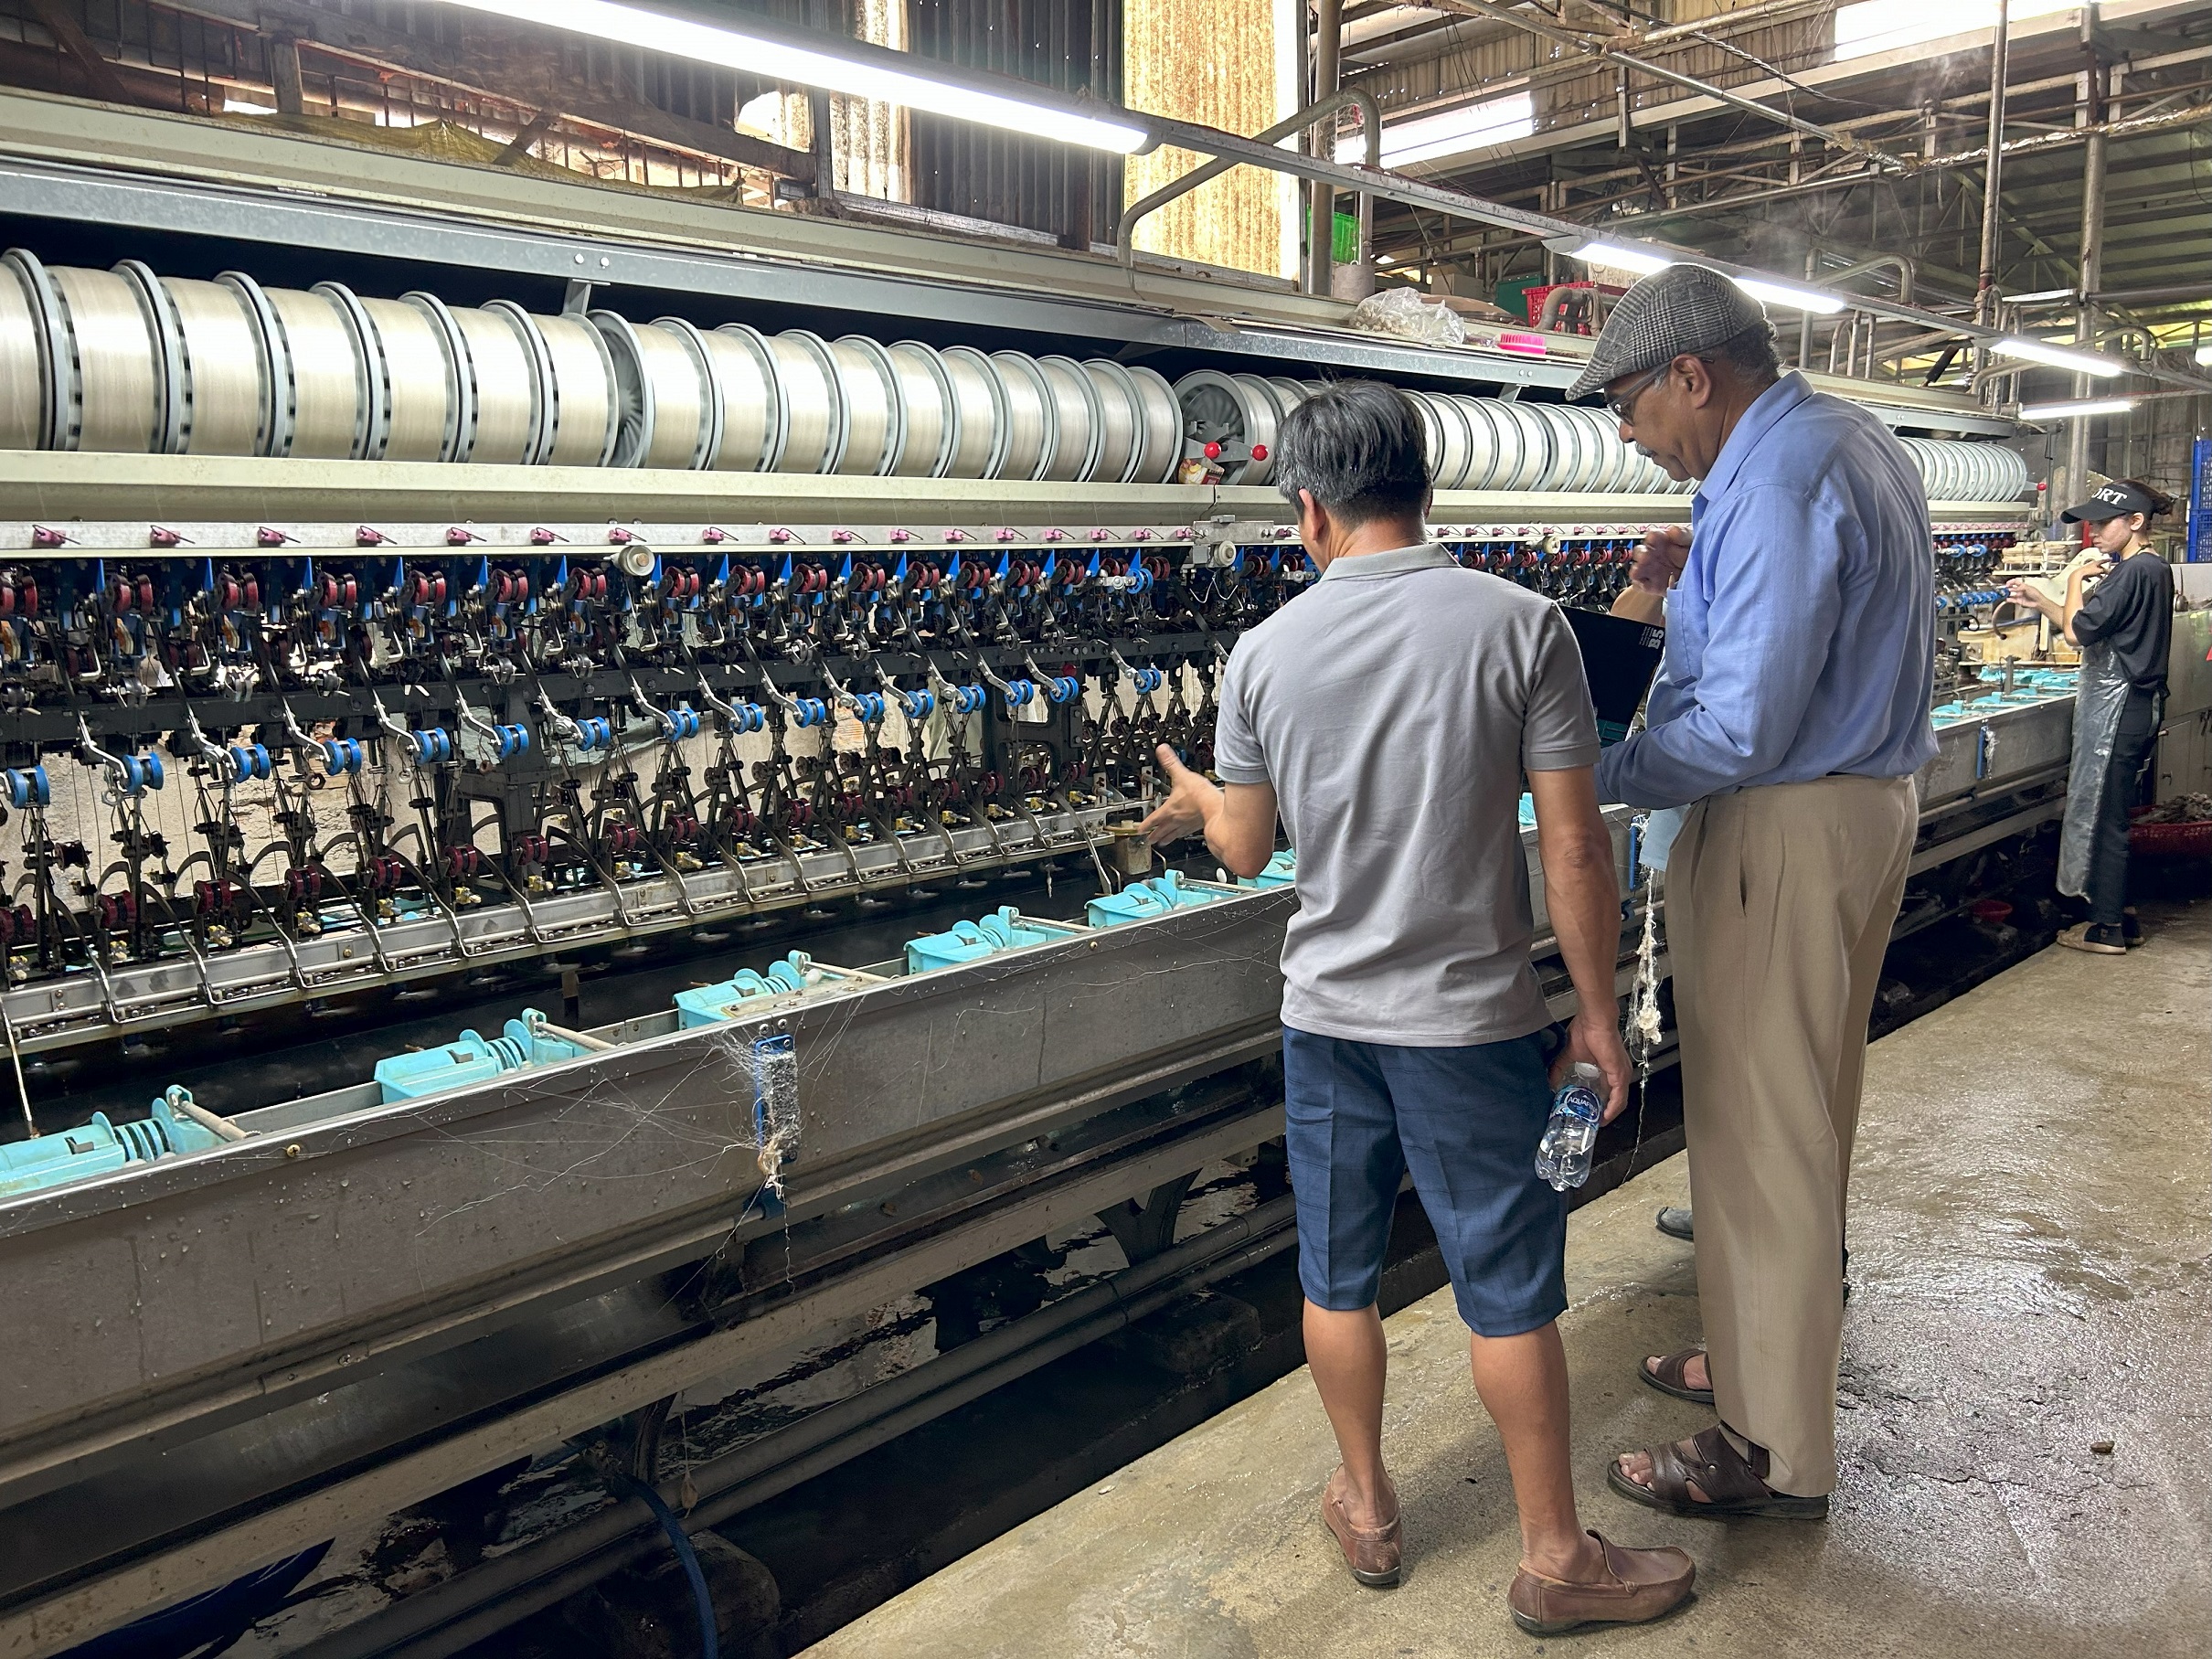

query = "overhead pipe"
[1115,89,1380,271]
[1801,252,1919,370]
[1117,102,2207,392]
[1422,0,1909,170]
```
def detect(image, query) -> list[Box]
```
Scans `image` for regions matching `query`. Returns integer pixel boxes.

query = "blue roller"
[905,907,1069,973]
[674,953,816,1027]
[8,764,50,809]
[791,697,831,728]
[575,717,613,751]
[893,687,934,721]
[0,1087,227,1200]
[1000,679,1035,710]
[372,1011,590,1103]
[1086,868,1225,929]
[1042,675,1080,706]
[408,728,452,765]
[849,692,886,723]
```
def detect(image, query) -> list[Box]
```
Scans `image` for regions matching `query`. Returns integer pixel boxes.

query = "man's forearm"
[1542,828,1624,1016]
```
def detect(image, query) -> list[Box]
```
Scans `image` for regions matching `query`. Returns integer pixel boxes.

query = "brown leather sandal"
[1638,1346,1715,1406]
[1605,1424,1829,1520]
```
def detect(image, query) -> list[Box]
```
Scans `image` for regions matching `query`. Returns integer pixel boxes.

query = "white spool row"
[1898,435,2029,503]
[0,250,2029,500]
[0,251,1188,484]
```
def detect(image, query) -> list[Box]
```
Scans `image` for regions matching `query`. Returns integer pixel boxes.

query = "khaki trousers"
[1668,774,1916,1496]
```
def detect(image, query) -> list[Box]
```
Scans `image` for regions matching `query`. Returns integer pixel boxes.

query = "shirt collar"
[1697,370,1813,503]
[1317,542,1456,581]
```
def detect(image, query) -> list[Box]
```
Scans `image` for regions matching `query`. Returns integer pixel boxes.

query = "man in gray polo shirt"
[1141,381,1693,1636]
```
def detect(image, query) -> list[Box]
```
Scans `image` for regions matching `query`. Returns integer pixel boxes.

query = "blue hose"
[607,1473,719,1659]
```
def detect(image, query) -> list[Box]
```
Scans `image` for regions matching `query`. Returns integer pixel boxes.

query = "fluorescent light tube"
[1990,336,2129,378]
[2196,344,2212,366]
[1338,94,1535,169]
[1731,276,1846,314]
[1569,241,1675,275]
[434,0,1153,153]
[2017,398,2137,420]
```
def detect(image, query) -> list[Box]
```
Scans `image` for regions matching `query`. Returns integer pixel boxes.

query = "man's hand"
[1628,525,1691,598]
[1139,744,1222,846]
[1551,1008,1633,1123]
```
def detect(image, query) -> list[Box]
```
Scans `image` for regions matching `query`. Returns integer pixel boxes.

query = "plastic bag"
[1345,287,1466,347]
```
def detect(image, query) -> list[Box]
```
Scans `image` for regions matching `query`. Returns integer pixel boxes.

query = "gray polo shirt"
[1214,543,1601,1047]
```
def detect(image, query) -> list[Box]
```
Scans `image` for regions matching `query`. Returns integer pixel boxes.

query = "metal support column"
[2065,11,2109,506]
[1308,0,1342,299]
[1974,0,2011,329]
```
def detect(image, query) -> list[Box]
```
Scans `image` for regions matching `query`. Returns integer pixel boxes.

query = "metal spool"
[28,261,165,453]
[936,345,1010,480]
[990,352,1058,483]
[1576,406,1632,493]
[399,292,480,465]
[1547,405,1594,492]
[1265,378,1310,426]
[0,255,48,450]
[261,285,368,460]
[827,335,906,476]
[1171,370,1281,485]
[697,323,786,473]
[444,304,540,466]
[144,273,268,456]
[591,312,716,472]
[1483,397,1524,493]
[1398,391,1453,491]
[756,329,848,474]
[886,341,958,479]
[1990,446,2027,500]
[1122,364,1182,484]
[1423,391,1474,490]
[1035,356,1104,483]
[1503,399,1554,493]
[371,295,463,463]
[1079,358,1143,484]
[478,301,556,466]
[1451,396,1500,491]
[528,311,619,468]
[309,287,404,464]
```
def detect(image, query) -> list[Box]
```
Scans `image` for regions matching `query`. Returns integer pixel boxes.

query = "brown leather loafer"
[1507,1531,1694,1635]
[1320,1469,1402,1588]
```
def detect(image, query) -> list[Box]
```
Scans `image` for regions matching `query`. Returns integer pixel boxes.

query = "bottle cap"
[1572,1062,1604,1084]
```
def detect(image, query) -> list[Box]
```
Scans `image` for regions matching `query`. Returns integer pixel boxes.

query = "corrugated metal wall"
[906,0,1122,248]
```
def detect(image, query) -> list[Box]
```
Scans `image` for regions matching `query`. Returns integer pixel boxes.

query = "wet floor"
[803,899,2211,1658]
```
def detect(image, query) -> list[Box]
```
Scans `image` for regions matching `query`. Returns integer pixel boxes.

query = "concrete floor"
[805,900,2211,1658]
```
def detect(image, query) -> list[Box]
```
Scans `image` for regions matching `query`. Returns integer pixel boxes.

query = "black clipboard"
[1563,606,1666,747]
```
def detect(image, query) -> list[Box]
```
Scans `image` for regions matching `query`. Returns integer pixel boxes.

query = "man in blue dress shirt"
[1576,266,1934,1521]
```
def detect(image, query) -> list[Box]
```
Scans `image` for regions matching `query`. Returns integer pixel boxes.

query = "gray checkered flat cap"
[1566,264,1770,399]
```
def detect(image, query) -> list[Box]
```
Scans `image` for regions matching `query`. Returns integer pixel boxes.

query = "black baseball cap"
[2063,481,2161,523]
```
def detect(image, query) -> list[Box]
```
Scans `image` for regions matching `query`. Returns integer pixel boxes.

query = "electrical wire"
[604,1472,719,1659]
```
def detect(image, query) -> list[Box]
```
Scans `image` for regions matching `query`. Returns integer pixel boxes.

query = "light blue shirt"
[1596,371,1936,809]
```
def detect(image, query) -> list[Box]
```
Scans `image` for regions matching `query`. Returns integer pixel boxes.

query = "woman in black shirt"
[2008,479,2175,953]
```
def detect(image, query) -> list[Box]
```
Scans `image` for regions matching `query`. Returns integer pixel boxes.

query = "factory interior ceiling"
[1334,0,2212,354]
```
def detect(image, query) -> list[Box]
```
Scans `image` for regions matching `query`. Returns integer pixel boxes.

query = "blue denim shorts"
[1282,1025,1567,1338]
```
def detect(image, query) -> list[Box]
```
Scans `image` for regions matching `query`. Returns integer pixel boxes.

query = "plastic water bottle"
[1536,1064,1605,1192]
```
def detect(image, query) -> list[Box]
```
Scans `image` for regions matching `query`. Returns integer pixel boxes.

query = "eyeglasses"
[1604,362,1673,425]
